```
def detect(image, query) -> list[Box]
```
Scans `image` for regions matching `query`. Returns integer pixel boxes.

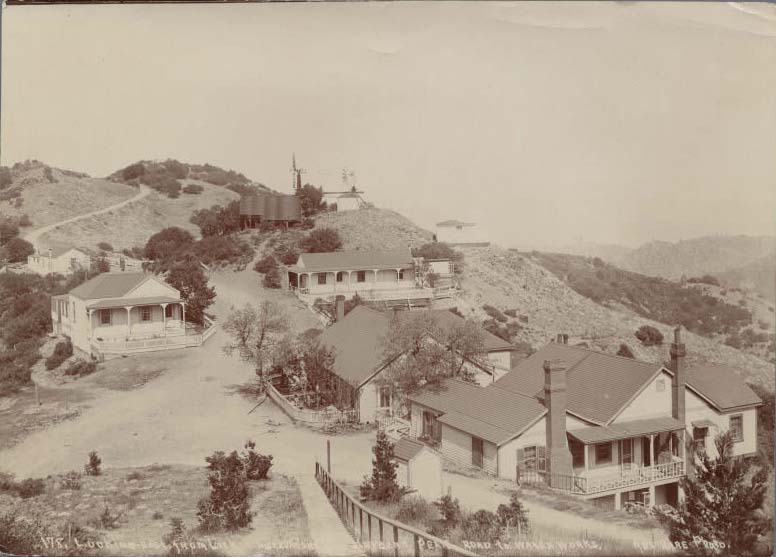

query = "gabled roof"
[294,248,413,273]
[393,438,426,462]
[318,306,514,387]
[495,343,663,425]
[69,272,150,300]
[568,416,685,444]
[685,365,761,411]
[86,295,180,310]
[410,380,546,446]
[39,246,89,258]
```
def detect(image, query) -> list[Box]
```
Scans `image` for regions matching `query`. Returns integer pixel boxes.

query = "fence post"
[359,507,363,542]
[327,438,331,473]
[413,534,420,557]
[379,518,384,542]
[368,514,372,542]
[393,525,399,557]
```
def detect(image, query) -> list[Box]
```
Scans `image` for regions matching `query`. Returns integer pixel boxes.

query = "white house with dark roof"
[51,272,212,358]
[316,303,515,424]
[408,328,761,510]
[27,247,91,275]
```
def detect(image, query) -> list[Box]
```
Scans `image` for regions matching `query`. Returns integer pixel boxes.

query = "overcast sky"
[2,2,775,249]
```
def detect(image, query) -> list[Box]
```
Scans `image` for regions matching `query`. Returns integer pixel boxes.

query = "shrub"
[15,478,46,499]
[273,244,299,265]
[145,227,195,261]
[300,227,342,253]
[194,235,254,267]
[46,340,73,370]
[461,509,501,542]
[434,494,462,529]
[396,497,436,527]
[3,237,34,263]
[504,309,518,318]
[60,471,82,490]
[0,513,53,555]
[687,275,721,287]
[92,505,121,530]
[483,304,508,323]
[616,343,635,359]
[301,218,315,230]
[262,267,281,289]
[297,184,326,217]
[163,517,187,546]
[198,450,252,532]
[97,242,113,252]
[360,430,407,503]
[242,440,272,480]
[126,471,144,481]
[183,184,204,194]
[17,214,32,227]
[635,325,664,346]
[152,511,164,520]
[495,492,529,532]
[64,359,97,377]
[85,451,102,476]
[253,255,277,274]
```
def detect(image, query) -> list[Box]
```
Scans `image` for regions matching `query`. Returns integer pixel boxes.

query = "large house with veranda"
[407,328,761,510]
[51,272,213,358]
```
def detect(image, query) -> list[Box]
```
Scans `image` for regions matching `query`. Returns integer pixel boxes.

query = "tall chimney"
[335,295,345,322]
[544,359,573,483]
[670,326,686,424]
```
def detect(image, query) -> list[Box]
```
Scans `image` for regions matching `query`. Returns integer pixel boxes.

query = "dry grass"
[0,465,315,557]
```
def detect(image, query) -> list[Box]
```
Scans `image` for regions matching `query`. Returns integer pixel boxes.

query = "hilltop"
[317,208,774,388]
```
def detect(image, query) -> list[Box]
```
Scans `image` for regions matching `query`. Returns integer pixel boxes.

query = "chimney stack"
[670,326,686,424]
[544,359,573,483]
[555,333,569,345]
[335,295,345,322]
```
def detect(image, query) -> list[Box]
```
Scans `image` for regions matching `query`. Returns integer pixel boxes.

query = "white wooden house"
[28,247,91,275]
[408,329,761,510]
[393,438,444,500]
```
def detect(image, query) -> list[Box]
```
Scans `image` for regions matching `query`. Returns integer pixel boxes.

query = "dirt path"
[24,184,151,250]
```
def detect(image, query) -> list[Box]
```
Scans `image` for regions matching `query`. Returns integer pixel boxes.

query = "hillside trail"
[24,184,151,250]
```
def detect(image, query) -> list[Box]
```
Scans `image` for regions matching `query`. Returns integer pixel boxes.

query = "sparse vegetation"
[97,241,113,252]
[0,474,46,498]
[616,343,635,359]
[483,304,508,323]
[635,325,664,347]
[85,451,102,476]
[686,274,721,286]
[46,340,73,370]
[254,255,278,274]
[60,471,82,490]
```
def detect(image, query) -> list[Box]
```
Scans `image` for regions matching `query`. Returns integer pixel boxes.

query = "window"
[99,309,112,326]
[398,269,405,280]
[140,306,152,322]
[422,411,440,441]
[317,273,327,285]
[570,441,585,469]
[378,385,391,408]
[520,445,547,472]
[729,415,744,442]
[356,271,366,283]
[656,378,666,392]
[472,437,484,468]
[165,305,174,318]
[595,443,612,465]
[693,427,708,452]
[336,272,344,283]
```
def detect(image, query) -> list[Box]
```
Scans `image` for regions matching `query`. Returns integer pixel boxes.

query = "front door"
[642,437,651,467]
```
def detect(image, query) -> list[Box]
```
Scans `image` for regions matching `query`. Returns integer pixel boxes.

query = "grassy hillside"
[319,208,774,388]
[717,253,776,302]
[0,161,137,229]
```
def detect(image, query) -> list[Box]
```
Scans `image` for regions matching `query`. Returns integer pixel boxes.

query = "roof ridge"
[552,342,662,368]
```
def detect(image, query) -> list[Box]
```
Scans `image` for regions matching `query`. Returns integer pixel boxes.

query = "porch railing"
[91,319,216,355]
[315,462,478,557]
[520,460,685,495]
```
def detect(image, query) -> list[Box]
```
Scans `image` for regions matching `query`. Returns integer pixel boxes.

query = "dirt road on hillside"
[24,185,151,250]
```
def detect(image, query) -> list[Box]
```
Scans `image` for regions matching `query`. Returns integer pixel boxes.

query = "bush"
[495,492,529,532]
[635,325,664,346]
[3,237,34,263]
[85,451,102,476]
[483,304,508,323]
[60,471,82,490]
[434,494,462,529]
[198,450,252,532]
[97,242,113,252]
[396,497,436,527]
[461,509,501,542]
[152,511,164,520]
[687,275,721,287]
[301,218,315,230]
[92,505,121,529]
[253,255,277,274]
[183,184,204,194]
[360,430,407,503]
[15,478,46,499]
[46,340,73,370]
[297,184,326,217]
[126,471,144,481]
[273,244,299,265]
[300,227,342,253]
[262,267,282,289]
[145,227,195,261]
[504,309,518,318]
[64,359,97,377]
[242,440,273,480]
[616,343,635,359]
[194,235,254,267]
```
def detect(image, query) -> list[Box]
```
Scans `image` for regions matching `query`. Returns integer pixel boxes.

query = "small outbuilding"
[393,438,443,501]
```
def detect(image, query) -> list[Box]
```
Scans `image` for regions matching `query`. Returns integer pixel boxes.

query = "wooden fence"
[315,462,478,557]
[267,383,358,424]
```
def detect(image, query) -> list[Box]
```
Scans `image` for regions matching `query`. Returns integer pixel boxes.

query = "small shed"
[393,438,443,501]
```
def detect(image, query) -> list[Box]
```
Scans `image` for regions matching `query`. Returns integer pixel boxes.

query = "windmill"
[291,154,306,192]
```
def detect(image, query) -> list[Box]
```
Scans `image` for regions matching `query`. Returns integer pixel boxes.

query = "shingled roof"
[69,272,150,300]
[685,365,762,411]
[318,306,514,387]
[292,248,414,273]
[494,343,664,425]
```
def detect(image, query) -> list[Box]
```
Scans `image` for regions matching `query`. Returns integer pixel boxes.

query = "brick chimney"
[544,359,573,483]
[669,326,686,424]
[335,295,345,322]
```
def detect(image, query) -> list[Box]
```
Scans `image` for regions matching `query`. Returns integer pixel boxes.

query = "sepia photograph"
[0,2,774,556]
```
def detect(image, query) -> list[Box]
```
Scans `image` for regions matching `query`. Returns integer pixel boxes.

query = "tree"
[617,343,635,358]
[656,432,769,556]
[635,325,664,346]
[444,319,488,378]
[190,201,241,237]
[197,450,251,532]
[360,430,405,502]
[300,227,342,253]
[3,237,34,263]
[296,184,326,217]
[165,260,215,325]
[0,167,13,189]
[0,220,20,246]
[144,227,195,261]
[496,492,530,534]
[262,266,281,289]
[223,301,290,387]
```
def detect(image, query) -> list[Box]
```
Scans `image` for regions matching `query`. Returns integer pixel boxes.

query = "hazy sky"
[2,2,775,248]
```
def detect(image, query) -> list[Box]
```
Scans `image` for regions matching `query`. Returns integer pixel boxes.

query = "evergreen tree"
[656,432,770,556]
[360,430,404,502]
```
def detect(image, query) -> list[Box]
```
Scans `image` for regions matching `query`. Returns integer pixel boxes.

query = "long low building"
[240,194,301,228]
[408,329,761,510]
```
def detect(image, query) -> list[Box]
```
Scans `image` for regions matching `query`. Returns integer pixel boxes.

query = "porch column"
[648,484,656,508]
[395,268,402,283]
[181,303,186,326]
[649,434,655,477]
[373,269,379,284]
[125,306,132,335]
[87,309,95,341]
[347,271,353,289]
[584,444,589,473]
[161,303,168,333]
[614,492,622,510]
